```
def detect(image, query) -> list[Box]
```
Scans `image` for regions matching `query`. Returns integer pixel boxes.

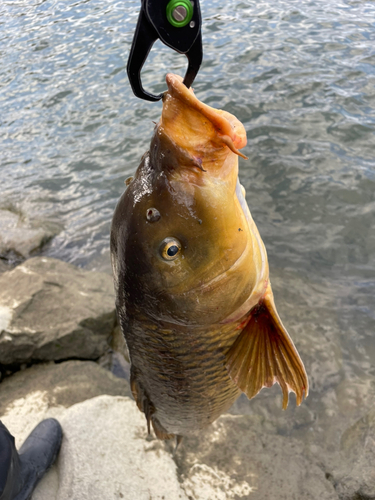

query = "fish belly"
[125,316,242,436]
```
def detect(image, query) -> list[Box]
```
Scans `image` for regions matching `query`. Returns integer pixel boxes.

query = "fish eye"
[160,237,182,261]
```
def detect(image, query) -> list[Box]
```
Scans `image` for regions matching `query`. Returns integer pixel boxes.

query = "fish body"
[110,74,308,439]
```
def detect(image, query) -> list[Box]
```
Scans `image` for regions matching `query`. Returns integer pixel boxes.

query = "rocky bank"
[0,256,374,499]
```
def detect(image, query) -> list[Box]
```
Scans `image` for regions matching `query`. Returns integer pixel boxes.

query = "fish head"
[111,75,267,326]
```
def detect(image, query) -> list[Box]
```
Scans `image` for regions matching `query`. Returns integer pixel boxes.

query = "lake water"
[1,0,375,493]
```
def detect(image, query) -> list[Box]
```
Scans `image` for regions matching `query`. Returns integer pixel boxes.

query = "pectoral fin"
[225,283,308,409]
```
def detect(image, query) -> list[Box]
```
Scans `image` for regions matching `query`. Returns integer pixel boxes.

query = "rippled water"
[1,0,375,488]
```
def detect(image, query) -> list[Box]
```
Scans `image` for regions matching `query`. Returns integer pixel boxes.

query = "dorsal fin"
[225,283,308,409]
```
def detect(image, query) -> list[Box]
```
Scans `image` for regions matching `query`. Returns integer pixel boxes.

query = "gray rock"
[23,396,188,500]
[109,324,131,380]
[97,349,131,382]
[0,257,116,366]
[177,412,339,500]
[0,209,55,260]
[0,361,131,450]
[328,407,375,500]
[0,258,12,274]
[1,379,337,500]
[0,360,131,420]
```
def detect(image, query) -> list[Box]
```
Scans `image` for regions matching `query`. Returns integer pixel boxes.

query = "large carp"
[110,74,308,440]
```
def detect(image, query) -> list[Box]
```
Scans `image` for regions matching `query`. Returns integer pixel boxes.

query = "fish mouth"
[158,74,248,172]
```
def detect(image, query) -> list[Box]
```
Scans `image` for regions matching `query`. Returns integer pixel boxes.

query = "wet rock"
[0,209,55,260]
[335,377,375,421]
[328,407,375,500]
[312,376,375,455]
[230,387,316,439]
[175,412,338,500]
[0,257,116,366]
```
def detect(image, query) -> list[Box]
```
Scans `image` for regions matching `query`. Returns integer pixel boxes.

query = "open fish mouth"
[158,73,248,171]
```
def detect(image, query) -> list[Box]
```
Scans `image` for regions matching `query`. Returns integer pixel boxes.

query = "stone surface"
[97,323,131,380]
[0,364,131,500]
[0,360,131,446]
[0,361,131,428]
[176,412,339,500]
[97,349,131,382]
[0,258,12,274]
[0,373,339,500]
[34,396,188,500]
[0,257,364,499]
[29,397,338,500]
[0,209,56,260]
[328,407,375,500]
[0,257,116,366]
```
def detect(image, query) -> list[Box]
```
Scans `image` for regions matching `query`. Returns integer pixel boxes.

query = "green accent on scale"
[166,0,194,28]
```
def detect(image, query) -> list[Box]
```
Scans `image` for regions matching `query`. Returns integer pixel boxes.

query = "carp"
[110,74,308,440]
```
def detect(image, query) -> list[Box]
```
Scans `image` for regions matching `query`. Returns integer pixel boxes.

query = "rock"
[0,257,116,366]
[1,381,337,500]
[24,396,188,500]
[177,412,339,500]
[0,209,55,260]
[0,363,131,499]
[0,361,131,446]
[110,351,131,381]
[328,407,375,500]
[108,324,131,380]
[97,349,131,382]
[0,361,131,434]
[0,258,12,274]
[112,323,130,362]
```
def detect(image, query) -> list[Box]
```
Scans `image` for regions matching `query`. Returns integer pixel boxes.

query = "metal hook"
[127,0,203,102]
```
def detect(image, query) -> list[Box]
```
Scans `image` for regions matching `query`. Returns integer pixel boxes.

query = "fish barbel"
[110,74,308,440]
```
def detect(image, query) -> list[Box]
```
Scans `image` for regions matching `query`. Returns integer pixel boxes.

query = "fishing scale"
[127,0,203,101]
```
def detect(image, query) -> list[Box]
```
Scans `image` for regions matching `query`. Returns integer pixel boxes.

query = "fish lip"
[162,73,248,161]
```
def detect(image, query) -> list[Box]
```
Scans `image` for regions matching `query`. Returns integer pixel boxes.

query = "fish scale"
[126,316,242,435]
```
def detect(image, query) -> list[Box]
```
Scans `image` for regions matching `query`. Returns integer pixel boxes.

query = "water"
[1,0,375,490]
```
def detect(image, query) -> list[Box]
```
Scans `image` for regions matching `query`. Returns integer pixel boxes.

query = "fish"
[110,74,308,440]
